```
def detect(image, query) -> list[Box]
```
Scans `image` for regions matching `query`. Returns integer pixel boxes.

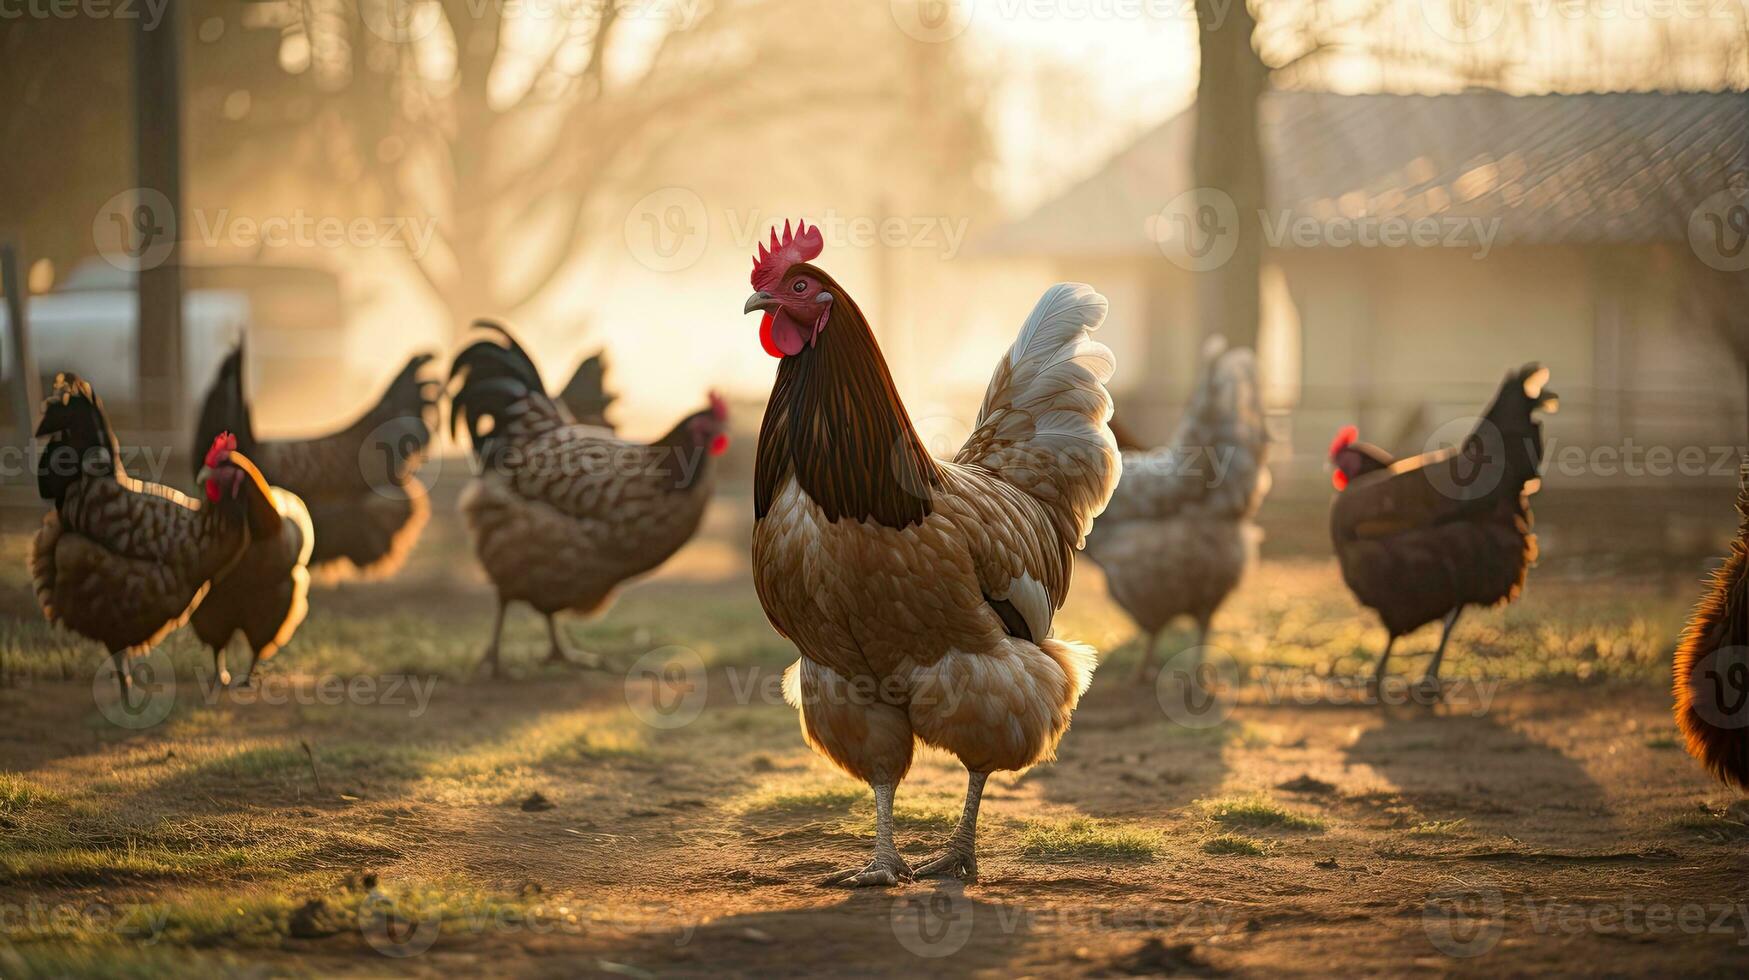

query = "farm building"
[983,90,1749,509]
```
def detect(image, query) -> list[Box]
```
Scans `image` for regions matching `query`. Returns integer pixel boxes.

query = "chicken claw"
[543,616,604,670]
[819,783,911,887]
[913,845,977,882]
[819,852,914,888]
[916,771,987,883]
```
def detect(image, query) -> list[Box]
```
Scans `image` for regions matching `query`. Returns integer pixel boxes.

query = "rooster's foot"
[818,851,913,888]
[544,647,603,670]
[913,843,977,882]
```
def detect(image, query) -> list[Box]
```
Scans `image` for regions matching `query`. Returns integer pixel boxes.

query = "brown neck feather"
[755,267,941,529]
[231,453,283,539]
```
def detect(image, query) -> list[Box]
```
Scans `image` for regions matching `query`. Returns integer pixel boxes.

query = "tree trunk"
[1192,0,1268,351]
[135,0,183,435]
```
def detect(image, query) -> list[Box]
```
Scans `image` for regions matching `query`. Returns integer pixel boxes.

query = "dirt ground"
[1,493,1746,978]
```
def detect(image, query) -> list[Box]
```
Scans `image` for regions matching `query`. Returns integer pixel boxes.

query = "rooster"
[744,221,1119,886]
[1329,364,1557,701]
[1672,460,1749,791]
[1083,338,1270,682]
[31,376,266,702]
[193,346,438,581]
[449,323,729,677]
[188,434,315,688]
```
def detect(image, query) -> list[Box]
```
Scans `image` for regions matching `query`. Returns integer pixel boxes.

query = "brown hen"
[193,345,437,581]
[188,433,315,689]
[31,376,264,703]
[745,221,1120,885]
[449,323,728,677]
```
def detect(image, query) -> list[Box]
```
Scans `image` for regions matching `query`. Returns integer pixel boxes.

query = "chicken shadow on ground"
[1342,702,1618,848]
[598,886,1071,979]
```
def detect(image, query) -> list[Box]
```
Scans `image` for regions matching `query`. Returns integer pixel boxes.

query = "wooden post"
[2,244,41,451]
[135,0,184,438]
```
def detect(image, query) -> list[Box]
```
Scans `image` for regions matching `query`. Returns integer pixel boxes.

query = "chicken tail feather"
[193,344,256,482]
[956,283,1120,549]
[36,374,122,503]
[448,323,562,468]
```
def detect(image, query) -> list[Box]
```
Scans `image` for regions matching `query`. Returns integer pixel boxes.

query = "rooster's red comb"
[1328,425,1359,461]
[750,220,823,293]
[709,390,728,422]
[205,431,238,468]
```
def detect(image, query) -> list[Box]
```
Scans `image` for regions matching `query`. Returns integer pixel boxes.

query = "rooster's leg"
[1367,636,1397,698]
[820,783,912,887]
[916,770,989,881]
[1131,631,1161,683]
[1414,608,1462,703]
[110,651,133,705]
[210,644,231,690]
[474,599,508,679]
[542,615,602,670]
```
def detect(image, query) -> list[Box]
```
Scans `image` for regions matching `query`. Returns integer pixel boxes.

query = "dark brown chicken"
[193,346,438,581]
[1672,460,1749,790]
[31,376,263,702]
[188,434,315,688]
[1329,364,1557,699]
[449,323,729,677]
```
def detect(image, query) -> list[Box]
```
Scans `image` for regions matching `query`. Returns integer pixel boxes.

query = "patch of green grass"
[1199,796,1327,832]
[1014,816,1162,861]
[734,783,867,815]
[1201,833,1267,856]
[1644,734,1680,750]
[0,943,258,979]
[0,773,61,815]
[0,795,399,887]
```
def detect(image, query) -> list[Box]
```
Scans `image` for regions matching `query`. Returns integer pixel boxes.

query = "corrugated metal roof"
[981,90,1749,256]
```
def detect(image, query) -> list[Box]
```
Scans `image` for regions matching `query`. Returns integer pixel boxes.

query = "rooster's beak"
[744,291,776,315]
[195,466,215,485]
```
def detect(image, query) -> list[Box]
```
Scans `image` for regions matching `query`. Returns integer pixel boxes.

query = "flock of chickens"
[24,218,1746,886]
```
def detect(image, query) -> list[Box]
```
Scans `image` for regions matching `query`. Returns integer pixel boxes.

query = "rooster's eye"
[791,280,807,293]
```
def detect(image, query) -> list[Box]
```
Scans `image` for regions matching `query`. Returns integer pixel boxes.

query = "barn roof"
[982,90,1749,256]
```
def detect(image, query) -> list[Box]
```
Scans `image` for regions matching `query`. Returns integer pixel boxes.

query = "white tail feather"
[957,284,1122,547]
